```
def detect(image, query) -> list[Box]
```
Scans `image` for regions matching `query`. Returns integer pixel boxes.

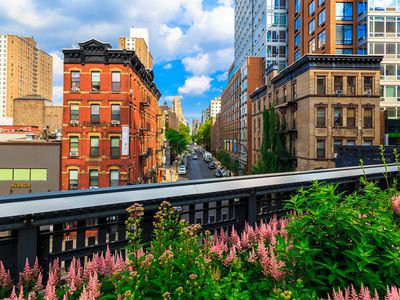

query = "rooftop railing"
[0,164,398,278]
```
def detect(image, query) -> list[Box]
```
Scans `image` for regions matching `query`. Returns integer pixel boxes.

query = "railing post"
[247,193,257,227]
[202,202,209,224]
[17,218,38,272]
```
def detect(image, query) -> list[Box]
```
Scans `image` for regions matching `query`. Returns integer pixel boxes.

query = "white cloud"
[216,71,228,82]
[182,53,209,75]
[178,76,212,95]
[163,63,173,70]
[50,51,64,78]
[52,86,63,105]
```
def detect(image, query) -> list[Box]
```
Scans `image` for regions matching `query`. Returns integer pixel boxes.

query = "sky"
[0,0,234,125]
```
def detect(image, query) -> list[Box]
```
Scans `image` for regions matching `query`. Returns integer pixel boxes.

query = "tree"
[179,123,191,145]
[252,107,293,174]
[166,128,189,157]
[193,120,211,150]
[216,151,240,174]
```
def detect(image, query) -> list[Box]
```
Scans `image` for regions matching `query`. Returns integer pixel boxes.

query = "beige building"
[13,96,62,132]
[251,54,382,171]
[210,97,221,118]
[0,35,53,118]
[118,27,153,69]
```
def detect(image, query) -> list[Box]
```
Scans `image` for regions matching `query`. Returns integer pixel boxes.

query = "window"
[91,71,100,92]
[111,104,120,121]
[336,48,353,54]
[31,169,47,181]
[309,19,315,34]
[318,9,326,26]
[90,104,100,123]
[309,0,315,16]
[319,0,325,5]
[14,169,30,180]
[89,170,99,188]
[110,137,120,158]
[336,24,353,45]
[295,0,300,14]
[294,34,300,49]
[90,137,99,157]
[111,72,121,92]
[347,76,356,95]
[309,38,316,53]
[364,108,373,128]
[69,136,79,155]
[333,139,342,153]
[336,2,353,21]
[71,71,80,92]
[0,169,12,180]
[292,82,297,99]
[69,170,78,190]
[316,107,326,127]
[295,17,301,31]
[110,170,119,187]
[318,30,326,48]
[316,139,325,158]
[363,77,373,93]
[334,107,343,126]
[317,76,326,94]
[294,50,301,61]
[363,139,373,146]
[347,108,356,127]
[347,139,356,146]
[70,104,79,121]
[334,76,343,93]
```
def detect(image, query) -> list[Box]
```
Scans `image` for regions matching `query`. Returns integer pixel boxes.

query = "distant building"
[118,27,153,69]
[210,114,221,154]
[210,97,221,118]
[0,34,53,119]
[201,108,210,124]
[160,102,179,131]
[192,119,201,135]
[156,108,167,182]
[0,141,60,195]
[250,84,268,165]
[13,95,62,132]
[61,39,161,190]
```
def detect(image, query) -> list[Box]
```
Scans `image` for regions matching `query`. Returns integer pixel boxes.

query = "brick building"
[210,114,221,154]
[13,95,63,132]
[262,54,382,171]
[61,39,161,190]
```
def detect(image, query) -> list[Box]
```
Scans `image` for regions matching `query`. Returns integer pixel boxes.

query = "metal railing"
[0,164,398,277]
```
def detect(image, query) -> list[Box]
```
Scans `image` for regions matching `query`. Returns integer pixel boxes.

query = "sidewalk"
[163,160,179,182]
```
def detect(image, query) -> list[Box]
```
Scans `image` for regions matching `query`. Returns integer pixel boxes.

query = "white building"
[0,35,7,118]
[358,0,400,118]
[210,97,221,118]
[234,0,288,169]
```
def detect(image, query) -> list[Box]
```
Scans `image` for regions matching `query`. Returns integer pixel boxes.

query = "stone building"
[262,54,382,171]
[13,96,63,132]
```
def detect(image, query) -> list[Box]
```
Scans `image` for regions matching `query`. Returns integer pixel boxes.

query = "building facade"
[210,97,221,118]
[13,96,63,132]
[0,35,53,119]
[118,27,153,69]
[192,119,201,135]
[220,64,241,162]
[210,114,221,154]
[61,39,161,190]
[269,54,382,171]
[0,141,60,195]
[201,107,210,124]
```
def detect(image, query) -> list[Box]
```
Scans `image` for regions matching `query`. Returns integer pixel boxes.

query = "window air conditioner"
[69,151,79,157]
[70,120,79,126]
[335,90,343,96]
[111,120,120,126]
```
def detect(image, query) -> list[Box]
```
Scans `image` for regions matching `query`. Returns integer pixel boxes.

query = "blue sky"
[0,0,234,124]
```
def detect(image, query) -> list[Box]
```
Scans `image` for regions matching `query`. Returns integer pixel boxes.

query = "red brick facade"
[61,40,161,190]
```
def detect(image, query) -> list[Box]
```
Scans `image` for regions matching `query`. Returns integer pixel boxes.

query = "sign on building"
[122,126,129,155]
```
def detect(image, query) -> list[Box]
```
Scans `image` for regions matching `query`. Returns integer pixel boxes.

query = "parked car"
[208,161,216,169]
[178,165,187,175]
[192,154,198,160]
[204,152,213,162]
[214,169,223,177]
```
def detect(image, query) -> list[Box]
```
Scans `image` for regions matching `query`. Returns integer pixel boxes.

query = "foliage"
[193,120,211,150]
[252,107,293,174]
[216,151,240,174]
[280,181,400,297]
[166,127,189,155]
[179,123,192,145]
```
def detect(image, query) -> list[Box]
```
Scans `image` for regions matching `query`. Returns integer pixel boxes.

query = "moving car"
[192,154,198,160]
[178,165,187,175]
[208,161,216,169]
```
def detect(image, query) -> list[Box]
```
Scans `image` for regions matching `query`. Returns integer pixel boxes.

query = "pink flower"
[392,195,400,215]
[223,247,236,267]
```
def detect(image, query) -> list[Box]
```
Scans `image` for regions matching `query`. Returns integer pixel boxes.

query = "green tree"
[179,123,191,145]
[252,107,293,174]
[216,150,240,174]
[166,128,188,156]
[193,120,211,150]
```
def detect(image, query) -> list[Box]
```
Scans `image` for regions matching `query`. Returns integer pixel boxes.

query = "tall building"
[192,119,201,135]
[118,27,153,69]
[210,97,221,118]
[357,0,400,117]
[171,96,184,121]
[61,39,161,190]
[0,35,53,119]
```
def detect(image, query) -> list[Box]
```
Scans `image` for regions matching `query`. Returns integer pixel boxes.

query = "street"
[178,151,215,181]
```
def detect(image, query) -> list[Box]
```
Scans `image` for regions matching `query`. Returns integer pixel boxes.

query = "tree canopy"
[166,123,191,155]
[193,120,211,150]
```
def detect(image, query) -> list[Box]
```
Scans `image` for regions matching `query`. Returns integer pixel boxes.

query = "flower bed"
[1,180,400,299]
